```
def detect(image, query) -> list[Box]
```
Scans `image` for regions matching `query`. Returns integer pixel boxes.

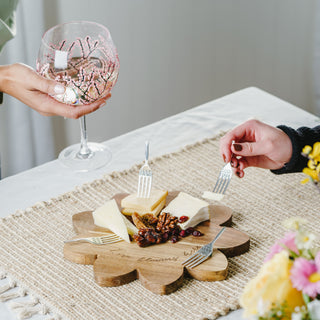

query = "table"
[1,87,319,320]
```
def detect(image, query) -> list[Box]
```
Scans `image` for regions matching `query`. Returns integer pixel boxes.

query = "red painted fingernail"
[233,144,242,151]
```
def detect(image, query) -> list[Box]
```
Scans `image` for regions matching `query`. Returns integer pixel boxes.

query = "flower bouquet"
[240,218,320,320]
[301,142,320,192]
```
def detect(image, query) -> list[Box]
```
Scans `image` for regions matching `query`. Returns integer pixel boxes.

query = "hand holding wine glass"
[0,63,110,118]
[37,21,120,171]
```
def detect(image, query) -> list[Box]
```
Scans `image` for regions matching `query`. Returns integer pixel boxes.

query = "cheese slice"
[121,189,168,212]
[202,191,224,202]
[92,199,131,243]
[123,217,139,236]
[162,192,209,230]
[122,198,166,216]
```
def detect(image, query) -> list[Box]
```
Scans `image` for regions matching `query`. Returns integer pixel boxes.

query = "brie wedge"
[92,199,131,243]
[162,192,209,229]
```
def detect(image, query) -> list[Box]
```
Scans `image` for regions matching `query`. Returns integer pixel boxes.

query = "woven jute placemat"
[0,135,319,320]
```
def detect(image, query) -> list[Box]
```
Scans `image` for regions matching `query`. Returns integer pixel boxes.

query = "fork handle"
[209,227,226,247]
[145,141,149,162]
[64,238,88,243]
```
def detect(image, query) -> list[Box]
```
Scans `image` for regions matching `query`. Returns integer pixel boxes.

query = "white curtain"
[314,0,320,116]
[0,0,55,178]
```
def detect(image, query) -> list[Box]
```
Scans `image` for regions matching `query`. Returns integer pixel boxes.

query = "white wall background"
[47,0,317,152]
[0,0,319,177]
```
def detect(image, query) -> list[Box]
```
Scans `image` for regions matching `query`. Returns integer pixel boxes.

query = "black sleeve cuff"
[0,92,3,104]
[271,125,307,175]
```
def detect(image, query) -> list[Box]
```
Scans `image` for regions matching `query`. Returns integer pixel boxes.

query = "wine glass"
[37,21,119,171]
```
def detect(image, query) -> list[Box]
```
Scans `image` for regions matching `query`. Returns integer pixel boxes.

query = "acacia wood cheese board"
[63,191,250,294]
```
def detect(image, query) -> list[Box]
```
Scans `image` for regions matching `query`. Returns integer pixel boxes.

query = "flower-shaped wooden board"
[64,191,250,295]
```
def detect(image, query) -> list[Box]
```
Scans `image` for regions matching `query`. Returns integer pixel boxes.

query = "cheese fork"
[212,162,232,195]
[182,227,226,268]
[64,234,123,245]
[137,141,153,198]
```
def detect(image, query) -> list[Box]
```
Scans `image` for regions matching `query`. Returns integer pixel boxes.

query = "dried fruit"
[185,227,195,235]
[141,213,158,228]
[178,215,189,223]
[192,230,203,237]
[132,211,204,247]
[132,212,147,229]
[134,228,162,247]
[171,236,179,243]
[179,230,187,237]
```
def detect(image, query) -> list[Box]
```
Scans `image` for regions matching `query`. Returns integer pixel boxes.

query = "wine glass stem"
[78,116,92,159]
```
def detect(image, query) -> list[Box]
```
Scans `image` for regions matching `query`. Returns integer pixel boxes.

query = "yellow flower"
[302,167,319,182]
[300,177,310,185]
[310,142,320,158]
[239,251,305,318]
[302,145,312,156]
[308,159,316,170]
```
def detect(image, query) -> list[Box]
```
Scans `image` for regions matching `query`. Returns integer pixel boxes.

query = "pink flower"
[290,252,320,298]
[265,232,299,262]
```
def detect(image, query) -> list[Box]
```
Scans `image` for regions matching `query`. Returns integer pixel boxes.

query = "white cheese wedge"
[202,191,224,202]
[121,189,168,212]
[123,217,139,236]
[162,192,209,230]
[92,199,131,243]
[122,198,166,216]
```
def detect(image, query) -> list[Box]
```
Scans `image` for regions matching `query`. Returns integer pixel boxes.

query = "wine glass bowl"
[37,21,119,171]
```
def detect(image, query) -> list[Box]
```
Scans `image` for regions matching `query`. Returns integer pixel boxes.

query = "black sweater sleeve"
[271,125,320,174]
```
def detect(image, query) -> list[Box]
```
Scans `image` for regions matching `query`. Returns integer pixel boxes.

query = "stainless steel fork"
[181,227,226,268]
[212,162,232,194]
[137,141,153,198]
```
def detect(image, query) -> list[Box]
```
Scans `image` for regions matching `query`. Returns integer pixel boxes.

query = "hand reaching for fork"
[219,119,292,178]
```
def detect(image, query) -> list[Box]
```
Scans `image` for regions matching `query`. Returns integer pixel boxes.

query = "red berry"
[192,230,203,237]
[185,227,195,235]
[178,216,189,223]
[179,230,187,237]
[171,236,179,243]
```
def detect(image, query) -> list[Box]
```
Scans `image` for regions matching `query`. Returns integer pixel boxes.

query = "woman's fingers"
[63,95,110,119]
[22,88,111,118]
[4,63,112,118]
[231,141,267,158]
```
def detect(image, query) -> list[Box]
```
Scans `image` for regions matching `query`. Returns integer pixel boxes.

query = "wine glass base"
[58,142,112,172]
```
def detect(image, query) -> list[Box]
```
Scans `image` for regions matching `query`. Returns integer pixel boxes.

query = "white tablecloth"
[1,87,319,320]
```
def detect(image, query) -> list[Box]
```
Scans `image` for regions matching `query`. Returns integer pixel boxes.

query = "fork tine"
[216,178,228,194]
[212,163,232,194]
[100,235,121,241]
[212,176,222,192]
[137,176,142,196]
[146,177,152,198]
[143,176,149,197]
[183,254,203,267]
[182,253,201,266]
[213,177,224,193]
[187,255,208,269]
[137,141,153,198]
[100,238,122,244]
[221,179,231,195]
[140,176,146,197]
